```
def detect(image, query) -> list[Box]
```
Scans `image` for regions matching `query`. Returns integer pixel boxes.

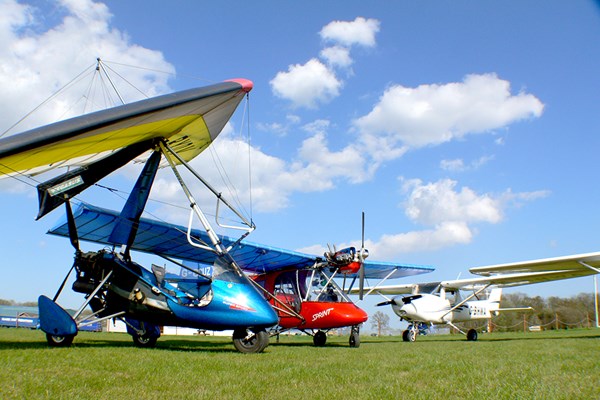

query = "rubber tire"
[132,333,158,348]
[313,330,327,347]
[349,331,360,348]
[466,329,478,341]
[46,333,75,347]
[402,329,410,342]
[232,329,269,353]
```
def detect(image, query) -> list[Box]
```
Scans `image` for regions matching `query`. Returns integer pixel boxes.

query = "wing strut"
[159,140,255,233]
[442,284,491,318]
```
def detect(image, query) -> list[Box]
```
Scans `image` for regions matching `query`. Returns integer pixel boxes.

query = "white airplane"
[353,251,600,342]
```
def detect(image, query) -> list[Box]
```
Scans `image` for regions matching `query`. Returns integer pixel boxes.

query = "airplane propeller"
[358,211,368,300]
[65,200,80,253]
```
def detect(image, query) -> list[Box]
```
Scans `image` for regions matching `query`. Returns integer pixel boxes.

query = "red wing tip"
[226,78,253,93]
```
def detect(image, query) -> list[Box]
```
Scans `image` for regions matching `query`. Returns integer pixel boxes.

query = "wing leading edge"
[0,79,252,178]
[350,254,600,296]
[47,202,434,280]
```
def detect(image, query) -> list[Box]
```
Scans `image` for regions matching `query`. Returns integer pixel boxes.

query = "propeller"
[358,211,368,300]
[65,200,80,253]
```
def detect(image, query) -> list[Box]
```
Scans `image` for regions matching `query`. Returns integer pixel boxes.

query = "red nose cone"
[226,78,253,93]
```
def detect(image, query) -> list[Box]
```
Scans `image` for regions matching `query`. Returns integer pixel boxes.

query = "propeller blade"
[65,200,80,252]
[376,300,393,307]
[358,211,366,300]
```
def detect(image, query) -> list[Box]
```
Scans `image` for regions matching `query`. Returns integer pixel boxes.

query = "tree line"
[486,292,598,331]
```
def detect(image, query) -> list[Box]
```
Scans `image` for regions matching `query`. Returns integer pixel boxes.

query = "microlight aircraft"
[0,79,283,353]
[353,252,600,342]
[48,206,435,347]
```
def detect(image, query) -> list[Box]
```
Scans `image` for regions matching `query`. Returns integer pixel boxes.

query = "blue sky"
[0,1,599,327]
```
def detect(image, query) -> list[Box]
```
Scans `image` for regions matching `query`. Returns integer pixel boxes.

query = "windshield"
[212,252,248,284]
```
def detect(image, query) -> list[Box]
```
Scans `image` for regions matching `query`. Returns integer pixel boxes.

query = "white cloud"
[319,17,380,47]
[440,155,494,172]
[354,73,544,157]
[320,46,353,68]
[149,121,372,217]
[0,0,174,134]
[402,178,503,226]
[270,58,341,109]
[322,178,550,259]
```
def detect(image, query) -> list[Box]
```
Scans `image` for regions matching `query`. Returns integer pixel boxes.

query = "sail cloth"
[0,79,253,178]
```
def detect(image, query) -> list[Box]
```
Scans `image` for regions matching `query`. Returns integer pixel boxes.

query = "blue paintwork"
[38,295,77,336]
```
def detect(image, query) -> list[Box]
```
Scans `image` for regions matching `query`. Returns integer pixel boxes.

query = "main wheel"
[466,329,478,341]
[402,328,417,342]
[46,333,75,347]
[232,329,269,353]
[349,330,360,348]
[402,329,410,342]
[132,333,158,348]
[313,330,327,347]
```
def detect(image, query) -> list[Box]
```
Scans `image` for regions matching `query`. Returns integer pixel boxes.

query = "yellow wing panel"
[0,80,250,178]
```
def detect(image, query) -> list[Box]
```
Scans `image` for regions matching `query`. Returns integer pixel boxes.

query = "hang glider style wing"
[47,203,434,280]
[350,253,600,296]
[0,79,252,178]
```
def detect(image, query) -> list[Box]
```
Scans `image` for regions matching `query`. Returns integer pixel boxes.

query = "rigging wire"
[2,58,255,234]
[0,61,97,138]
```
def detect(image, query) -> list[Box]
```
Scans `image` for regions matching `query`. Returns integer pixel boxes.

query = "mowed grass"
[0,328,598,399]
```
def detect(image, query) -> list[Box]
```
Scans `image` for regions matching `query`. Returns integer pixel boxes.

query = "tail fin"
[488,288,502,303]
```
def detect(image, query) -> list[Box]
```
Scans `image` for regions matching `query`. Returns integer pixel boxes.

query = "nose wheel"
[402,325,418,342]
[46,333,75,347]
[349,326,360,348]
[232,328,270,353]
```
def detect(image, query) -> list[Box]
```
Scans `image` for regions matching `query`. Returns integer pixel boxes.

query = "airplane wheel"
[402,329,416,342]
[313,330,327,347]
[46,333,75,347]
[466,329,478,341]
[132,333,158,348]
[349,331,360,348]
[402,329,410,342]
[232,329,269,353]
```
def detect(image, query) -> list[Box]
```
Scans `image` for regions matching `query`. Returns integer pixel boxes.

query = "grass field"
[0,328,598,399]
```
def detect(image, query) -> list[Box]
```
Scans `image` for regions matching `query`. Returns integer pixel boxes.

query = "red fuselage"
[252,268,368,331]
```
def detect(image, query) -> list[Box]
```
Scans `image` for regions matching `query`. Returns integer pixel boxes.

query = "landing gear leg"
[349,325,360,348]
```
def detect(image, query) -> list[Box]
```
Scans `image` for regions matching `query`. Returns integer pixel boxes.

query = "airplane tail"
[488,288,502,304]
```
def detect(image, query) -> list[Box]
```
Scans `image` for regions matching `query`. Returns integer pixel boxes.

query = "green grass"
[0,328,598,399]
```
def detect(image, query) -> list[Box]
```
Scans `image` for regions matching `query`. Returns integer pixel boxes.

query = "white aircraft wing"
[469,251,600,276]
[350,263,599,296]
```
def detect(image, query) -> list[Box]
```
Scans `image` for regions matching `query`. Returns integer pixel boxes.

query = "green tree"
[370,311,390,336]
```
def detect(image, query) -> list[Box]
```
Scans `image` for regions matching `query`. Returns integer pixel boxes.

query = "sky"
[0,0,599,329]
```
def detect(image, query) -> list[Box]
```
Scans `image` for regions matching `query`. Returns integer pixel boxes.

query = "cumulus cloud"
[322,178,550,259]
[354,73,544,157]
[319,17,380,47]
[149,121,373,218]
[270,17,379,109]
[0,0,174,134]
[440,155,494,172]
[270,58,342,109]
[320,46,353,68]
[402,178,503,226]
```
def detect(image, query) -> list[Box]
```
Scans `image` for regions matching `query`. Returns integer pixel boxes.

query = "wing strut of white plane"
[579,261,600,274]
[442,283,491,318]
[360,267,402,300]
